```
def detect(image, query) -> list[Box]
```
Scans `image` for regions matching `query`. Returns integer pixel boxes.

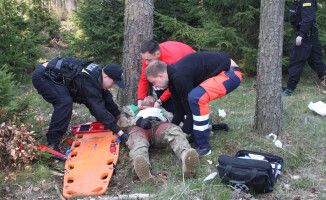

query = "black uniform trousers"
[32,65,73,145]
[287,32,326,90]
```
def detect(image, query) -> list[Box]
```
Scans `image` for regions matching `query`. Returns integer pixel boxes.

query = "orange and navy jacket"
[167,52,231,134]
[137,41,195,102]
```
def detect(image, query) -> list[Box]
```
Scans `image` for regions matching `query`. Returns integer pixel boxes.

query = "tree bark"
[117,0,154,106]
[254,0,284,135]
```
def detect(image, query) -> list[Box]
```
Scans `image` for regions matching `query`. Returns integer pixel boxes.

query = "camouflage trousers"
[126,122,191,165]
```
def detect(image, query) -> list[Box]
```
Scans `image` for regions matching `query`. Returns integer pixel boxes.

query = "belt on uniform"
[227,66,241,72]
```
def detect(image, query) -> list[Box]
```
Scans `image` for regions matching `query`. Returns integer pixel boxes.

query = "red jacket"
[137,41,196,101]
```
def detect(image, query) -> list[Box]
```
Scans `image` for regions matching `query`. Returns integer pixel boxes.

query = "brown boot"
[181,148,199,178]
[134,155,155,184]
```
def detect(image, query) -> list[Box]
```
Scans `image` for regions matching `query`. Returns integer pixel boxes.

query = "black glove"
[212,123,229,132]
[120,132,129,144]
[136,117,152,129]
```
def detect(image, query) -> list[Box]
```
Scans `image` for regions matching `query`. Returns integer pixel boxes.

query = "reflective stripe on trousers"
[188,70,242,148]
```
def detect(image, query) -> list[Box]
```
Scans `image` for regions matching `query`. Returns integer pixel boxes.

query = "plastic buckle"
[234,184,249,193]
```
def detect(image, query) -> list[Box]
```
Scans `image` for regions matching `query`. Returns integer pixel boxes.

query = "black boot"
[212,123,229,132]
[281,88,294,96]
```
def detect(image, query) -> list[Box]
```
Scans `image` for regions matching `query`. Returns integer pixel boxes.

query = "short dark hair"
[145,60,167,78]
[141,40,160,54]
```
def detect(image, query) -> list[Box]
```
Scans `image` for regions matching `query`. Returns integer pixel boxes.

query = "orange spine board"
[62,122,119,198]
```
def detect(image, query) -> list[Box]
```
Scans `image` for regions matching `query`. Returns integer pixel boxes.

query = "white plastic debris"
[274,140,282,148]
[268,133,283,148]
[203,172,218,182]
[207,160,213,165]
[218,109,226,118]
[308,101,326,116]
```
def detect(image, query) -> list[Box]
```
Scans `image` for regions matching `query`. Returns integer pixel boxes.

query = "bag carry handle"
[224,165,258,184]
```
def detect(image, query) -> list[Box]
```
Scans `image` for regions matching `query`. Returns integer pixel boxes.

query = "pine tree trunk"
[117,0,154,106]
[254,0,285,135]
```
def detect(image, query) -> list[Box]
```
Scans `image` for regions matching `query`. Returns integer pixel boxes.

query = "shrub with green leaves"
[0,65,33,123]
[0,65,16,109]
[64,0,124,65]
[0,0,59,81]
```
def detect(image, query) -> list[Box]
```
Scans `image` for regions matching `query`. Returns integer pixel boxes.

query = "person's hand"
[136,117,152,129]
[120,132,129,144]
[154,99,162,108]
[137,99,144,107]
[296,36,302,46]
[154,101,161,108]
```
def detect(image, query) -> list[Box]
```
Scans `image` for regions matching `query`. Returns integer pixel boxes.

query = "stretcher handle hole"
[77,134,83,139]
[71,152,78,158]
[68,164,75,170]
[74,142,81,148]
[67,178,74,183]
[101,173,109,180]
[107,161,113,165]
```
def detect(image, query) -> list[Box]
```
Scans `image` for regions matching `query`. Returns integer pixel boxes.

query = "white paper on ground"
[267,133,283,148]
[203,172,218,182]
[218,109,226,118]
[308,101,326,116]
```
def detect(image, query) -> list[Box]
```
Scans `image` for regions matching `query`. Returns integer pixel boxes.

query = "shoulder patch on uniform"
[85,63,98,71]
[303,3,312,7]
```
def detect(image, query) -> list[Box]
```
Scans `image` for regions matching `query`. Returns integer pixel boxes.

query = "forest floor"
[1,69,325,200]
[1,20,326,199]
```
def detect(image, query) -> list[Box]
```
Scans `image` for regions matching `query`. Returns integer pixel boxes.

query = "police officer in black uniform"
[282,0,326,96]
[32,58,129,156]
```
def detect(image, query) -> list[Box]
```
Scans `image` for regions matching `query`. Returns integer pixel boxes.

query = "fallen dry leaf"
[310,187,317,193]
[283,184,291,191]
[158,173,167,180]
[290,174,301,180]
[8,173,17,181]
[24,165,32,171]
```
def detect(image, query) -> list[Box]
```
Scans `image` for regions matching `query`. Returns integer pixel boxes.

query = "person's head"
[145,60,169,89]
[102,64,126,90]
[142,96,156,107]
[140,40,161,65]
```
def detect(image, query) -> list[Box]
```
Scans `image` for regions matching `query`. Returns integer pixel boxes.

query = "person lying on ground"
[118,96,199,183]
